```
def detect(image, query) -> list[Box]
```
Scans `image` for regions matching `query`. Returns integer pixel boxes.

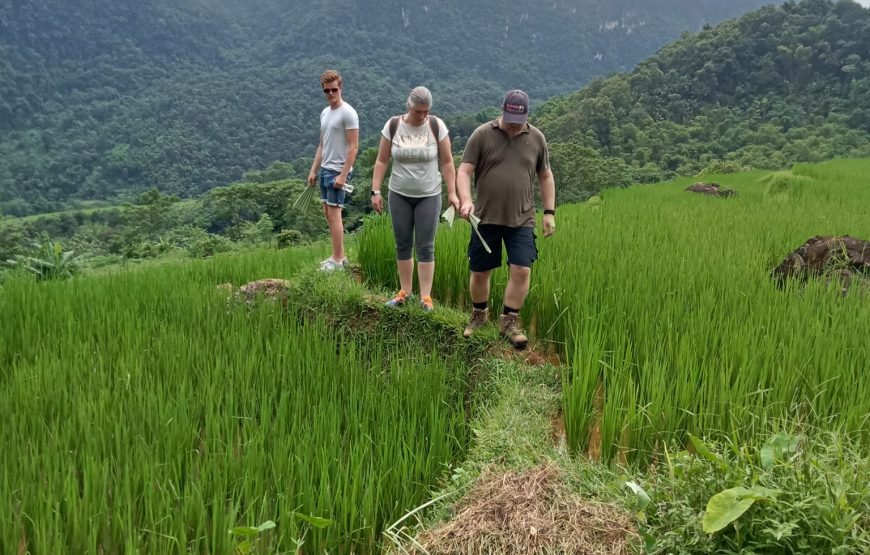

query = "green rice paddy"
[3,159,870,552]
[0,249,467,553]
[361,159,870,463]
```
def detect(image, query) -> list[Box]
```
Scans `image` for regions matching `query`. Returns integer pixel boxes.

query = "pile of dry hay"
[414,464,636,554]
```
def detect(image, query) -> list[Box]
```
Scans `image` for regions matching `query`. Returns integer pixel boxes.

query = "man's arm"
[439,135,459,210]
[335,128,359,188]
[457,162,475,218]
[538,167,556,237]
[308,140,323,187]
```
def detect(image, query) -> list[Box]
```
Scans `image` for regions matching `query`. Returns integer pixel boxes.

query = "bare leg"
[326,205,345,261]
[417,261,434,298]
[397,259,414,293]
[469,270,491,304]
[503,264,531,310]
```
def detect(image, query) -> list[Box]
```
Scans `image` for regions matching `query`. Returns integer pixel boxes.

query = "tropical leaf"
[703,486,779,533]
[292,511,333,529]
[760,432,801,468]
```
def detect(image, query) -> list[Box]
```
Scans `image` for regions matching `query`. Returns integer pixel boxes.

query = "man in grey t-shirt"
[457,89,556,349]
[307,69,360,271]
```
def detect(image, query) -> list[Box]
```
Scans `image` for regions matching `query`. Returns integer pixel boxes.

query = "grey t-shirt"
[461,120,550,228]
[320,102,359,172]
[381,116,449,198]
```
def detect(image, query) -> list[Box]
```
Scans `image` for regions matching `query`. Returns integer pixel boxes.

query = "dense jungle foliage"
[534,0,870,201]
[0,0,772,216]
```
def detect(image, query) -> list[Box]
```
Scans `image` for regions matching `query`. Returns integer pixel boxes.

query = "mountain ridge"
[0,0,773,216]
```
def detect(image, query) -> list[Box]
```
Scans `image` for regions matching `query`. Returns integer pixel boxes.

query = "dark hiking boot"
[499,312,528,350]
[463,308,489,338]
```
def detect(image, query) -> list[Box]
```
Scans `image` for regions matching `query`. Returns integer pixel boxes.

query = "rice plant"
[358,214,510,308]
[360,159,870,463]
[0,246,468,553]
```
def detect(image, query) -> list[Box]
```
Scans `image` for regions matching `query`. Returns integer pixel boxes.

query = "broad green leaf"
[235,540,252,554]
[624,480,651,511]
[760,432,801,468]
[257,520,277,532]
[292,511,333,529]
[703,486,779,533]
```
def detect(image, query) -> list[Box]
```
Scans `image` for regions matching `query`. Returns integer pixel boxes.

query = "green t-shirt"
[461,120,550,228]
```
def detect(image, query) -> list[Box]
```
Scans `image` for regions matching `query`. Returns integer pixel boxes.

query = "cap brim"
[502,112,528,124]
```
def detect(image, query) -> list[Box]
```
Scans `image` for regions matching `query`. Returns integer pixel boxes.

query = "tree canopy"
[0,0,773,216]
[534,0,870,195]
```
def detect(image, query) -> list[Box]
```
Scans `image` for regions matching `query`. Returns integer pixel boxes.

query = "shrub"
[6,236,84,281]
[759,171,813,199]
[187,233,233,258]
[277,229,304,248]
[698,159,747,175]
[627,431,870,553]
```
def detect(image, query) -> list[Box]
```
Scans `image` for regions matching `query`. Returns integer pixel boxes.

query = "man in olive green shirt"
[457,89,556,349]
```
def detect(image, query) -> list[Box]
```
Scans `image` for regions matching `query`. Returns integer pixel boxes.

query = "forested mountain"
[0,0,773,216]
[534,0,870,200]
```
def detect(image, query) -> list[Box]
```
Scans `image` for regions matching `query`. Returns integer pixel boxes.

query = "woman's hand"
[449,193,460,211]
[371,193,384,214]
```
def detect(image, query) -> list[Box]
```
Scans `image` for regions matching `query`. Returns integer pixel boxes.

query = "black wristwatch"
[543,209,555,216]
[371,190,381,197]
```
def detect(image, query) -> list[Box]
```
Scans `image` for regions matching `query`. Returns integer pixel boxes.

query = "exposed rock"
[218,278,292,306]
[685,182,737,197]
[772,236,870,295]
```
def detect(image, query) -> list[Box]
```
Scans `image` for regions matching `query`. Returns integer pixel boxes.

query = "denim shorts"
[319,168,354,208]
[468,224,538,272]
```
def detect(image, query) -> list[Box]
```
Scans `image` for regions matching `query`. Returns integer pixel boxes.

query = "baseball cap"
[502,89,529,124]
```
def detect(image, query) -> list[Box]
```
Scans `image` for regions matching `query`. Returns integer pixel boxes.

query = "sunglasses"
[323,87,340,94]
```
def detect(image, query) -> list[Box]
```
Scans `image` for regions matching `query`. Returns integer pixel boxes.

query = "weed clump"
[760,170,813,199]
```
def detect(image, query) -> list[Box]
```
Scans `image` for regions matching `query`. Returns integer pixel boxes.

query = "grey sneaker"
[463,308,489,338]
[499,312,528,350]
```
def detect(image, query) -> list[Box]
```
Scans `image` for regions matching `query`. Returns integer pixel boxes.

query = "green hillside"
[534,0,870,199]
[0,0,773,216]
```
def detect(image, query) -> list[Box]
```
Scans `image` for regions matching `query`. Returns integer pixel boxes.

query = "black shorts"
[468,224,538,272]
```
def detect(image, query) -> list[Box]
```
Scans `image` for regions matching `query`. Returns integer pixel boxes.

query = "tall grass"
[0,247,468,553]
[360,159,870,462]
[359,215,511,308]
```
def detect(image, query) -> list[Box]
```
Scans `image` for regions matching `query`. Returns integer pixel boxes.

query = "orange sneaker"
[385,290,408,307]
[420,295,434,312]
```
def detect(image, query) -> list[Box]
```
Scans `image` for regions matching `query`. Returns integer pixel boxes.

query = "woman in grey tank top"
[370,86,459,311]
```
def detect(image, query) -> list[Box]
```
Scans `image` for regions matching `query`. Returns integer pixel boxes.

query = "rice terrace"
[2,159,870,553]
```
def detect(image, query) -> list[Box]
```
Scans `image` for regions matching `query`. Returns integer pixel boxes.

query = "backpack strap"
[429,116,440,141]
[388,116,400,143]
[429,116,441,160]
